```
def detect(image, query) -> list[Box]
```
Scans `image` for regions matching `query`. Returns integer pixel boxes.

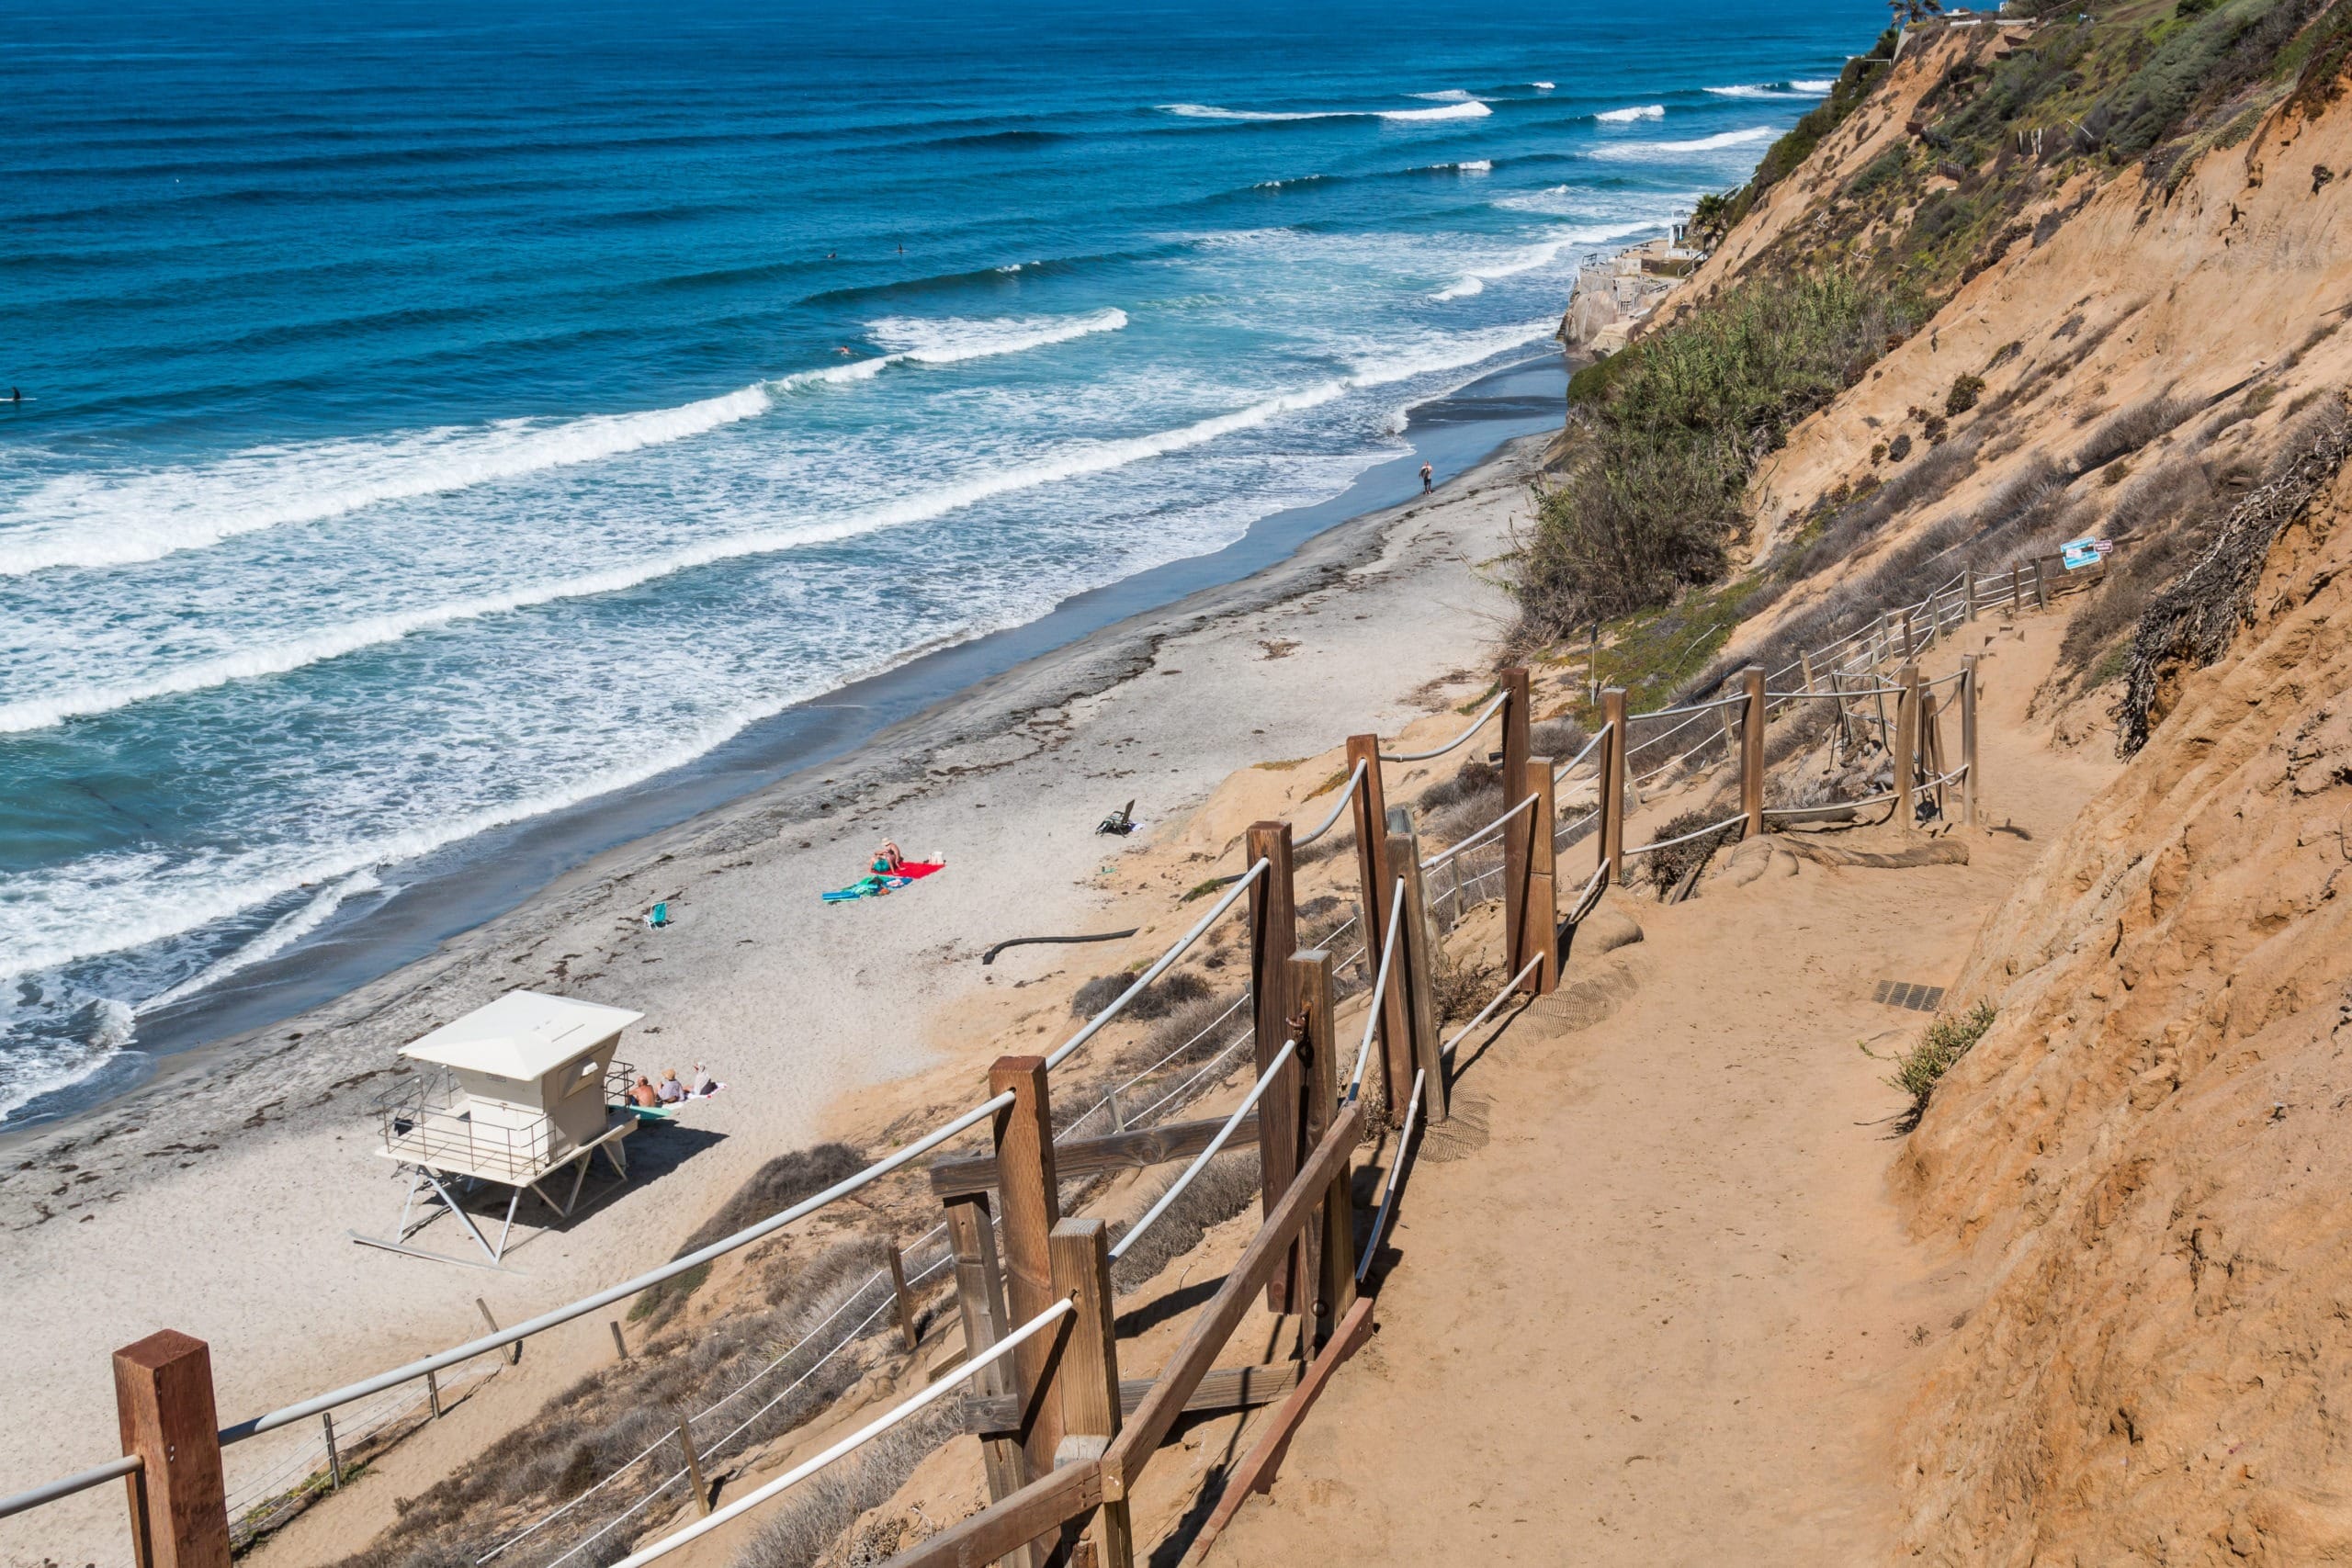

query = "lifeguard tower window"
[355,990,649,1269]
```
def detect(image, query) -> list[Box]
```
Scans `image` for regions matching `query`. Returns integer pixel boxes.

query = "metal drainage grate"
[1873,979,1947,1013]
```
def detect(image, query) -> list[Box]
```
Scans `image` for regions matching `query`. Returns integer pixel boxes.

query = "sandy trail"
[1206,613,2117,1564]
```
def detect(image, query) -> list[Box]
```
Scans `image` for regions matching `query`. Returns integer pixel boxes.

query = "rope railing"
[1379,690,1508,763]
[1112,1039,1297,1262]
[1292,760,1366,849]
[1421,791,1537,873]
[217,1090,1017,1447]
[1355,1070,1425,1282]
[601,1300,1076,1568]
[1347,880,1409,1100]
[1553,807,1598,851]
[1628,689,1747,722]
[1566,860,1611,925]
[1620,705,1711,761]
[1044,859,1267,1072]
[1621,812,1747,861]
[1555,723,1610,775]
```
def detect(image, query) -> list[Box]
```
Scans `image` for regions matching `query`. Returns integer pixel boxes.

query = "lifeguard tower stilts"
[354,991,644,1269]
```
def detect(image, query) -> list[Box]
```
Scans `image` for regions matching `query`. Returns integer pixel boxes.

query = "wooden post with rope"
[1961,653,1980,827]
[1343,735,1398,1113]
[1962,566,1978,623]
[1894,664,1922,831]
[1385,808,1445,1128]
[1498,667,1532,999]
[945,1191,1034,1559]
[1739,665,1766,840]
[113,1330,230,1568]
[1246,821,1302,1315]
[676,1417,711,1517]
[1521,755,1558,994]
[884,1235,920,1352]
[2032,556,2050,610]
[1918,682,1945,822]
[1289,949,1354,1344]
[1599,687,1627,886]
[988,1056,1064,1505]
[1048,1218,1132,1568]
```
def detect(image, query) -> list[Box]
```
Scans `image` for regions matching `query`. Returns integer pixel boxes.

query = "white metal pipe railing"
[1347,880,1409,1100]
[1045,859,1267,1072]
[1293,759,1367,849]
[1112,1039,1296,1262]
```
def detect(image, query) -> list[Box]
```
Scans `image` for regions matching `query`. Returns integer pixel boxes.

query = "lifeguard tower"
[354,991,644,1269]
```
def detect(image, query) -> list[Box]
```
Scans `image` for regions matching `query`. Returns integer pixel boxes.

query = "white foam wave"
[1432,276,1486,300]
[0,998,137,1122]
[1596,104,1665,122]
[0,310,1129,580]
[1589,125,1775,160]
[0,381,1361,735]
[1791,79,1837,93]
[1706,81,1833,98]
[1428,228,1603,300]
[1161,99,1490,123]
[1531,81,1555,91]
[136,871,381,1015]
[1410,89,1474,101]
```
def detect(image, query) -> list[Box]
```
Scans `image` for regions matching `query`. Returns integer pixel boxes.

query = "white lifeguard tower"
[354,991,644,1269]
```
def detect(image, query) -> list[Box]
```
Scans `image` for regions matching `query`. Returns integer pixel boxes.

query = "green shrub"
[1517,274,1921,634]
[1886,1000,1996,1121]
[1946,374,1986,415]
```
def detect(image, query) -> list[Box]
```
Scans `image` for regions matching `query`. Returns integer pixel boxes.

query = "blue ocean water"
[0,0,1876,1122]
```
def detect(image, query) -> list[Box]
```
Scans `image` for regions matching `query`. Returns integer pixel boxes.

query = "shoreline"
[6,353,1567,1141]
[0,386,1553,1564]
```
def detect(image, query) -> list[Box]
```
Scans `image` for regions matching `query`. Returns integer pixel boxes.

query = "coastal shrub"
[1109,1146,1262,1294]
[630,1142,868,1323]
[1945,374,1985,416]
[1069,966,1211,1021]
[1640,809,1743,897]
[735,1407,957,1568]
[1886,1000,1996,1124]
[2075,392,2198,473]
[1518,274,1923,636]
[2100,0,2328,158]
[1424,780,1508,849]
[1430,941,1501,1028]
[1530,716,1591,763]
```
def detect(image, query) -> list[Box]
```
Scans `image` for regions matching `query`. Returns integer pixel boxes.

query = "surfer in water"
[1419,461,1433,494]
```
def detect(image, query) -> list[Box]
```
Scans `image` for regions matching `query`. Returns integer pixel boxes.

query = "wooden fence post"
[1344,735,1397,1111]
[2032,556,2050,610]
[1246,821,1301,1316]
[322,1413,342,1493]
[1521,756,1558,995]
[1498,667,1532,996]
[1902,608,1917,661]
[1919,684,1945,821]
[113,1330,230,1568]
[1385,808,1446,1127]
[1289,950,1354,1346]
[1962,566,1978,623]
[1739,666,1767,840]
[1961,654,1980,827]
[1799,649,1817,696]
[1049,1220,1133,1568]
[608,1321,628,1362]
[677,1418,711,1517]
[946,1192,1034,1559]
[988,1057,1064,1496]
[885,1236,920,1352]
[2009,563,2024,615]
[1894,664,1921,831]
[1599,688,1627,886]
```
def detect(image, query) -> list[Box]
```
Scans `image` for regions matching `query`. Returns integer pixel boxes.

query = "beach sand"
[0,433,1540,1566]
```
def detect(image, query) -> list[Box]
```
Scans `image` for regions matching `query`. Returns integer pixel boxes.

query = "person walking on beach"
[1419,461,1433,494]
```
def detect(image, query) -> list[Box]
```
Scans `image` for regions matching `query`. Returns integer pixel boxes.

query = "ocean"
[0,0,1878,1125]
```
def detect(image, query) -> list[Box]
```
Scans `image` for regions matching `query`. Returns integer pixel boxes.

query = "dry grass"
[339,1235,921,1568]
[1639,809,1743,897]
[2075,392,2196,475]
[1109,1147,1264,1294]
[1068,967,1213,1021]
[731,1407,959,1568]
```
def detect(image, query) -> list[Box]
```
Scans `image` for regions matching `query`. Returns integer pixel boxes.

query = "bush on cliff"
[1515,273,1923,636]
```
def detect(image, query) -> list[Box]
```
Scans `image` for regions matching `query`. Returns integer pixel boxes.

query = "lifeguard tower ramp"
[355,991,644,1269]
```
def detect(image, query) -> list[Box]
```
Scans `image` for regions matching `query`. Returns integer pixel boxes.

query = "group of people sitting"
[627,1063,718,1109]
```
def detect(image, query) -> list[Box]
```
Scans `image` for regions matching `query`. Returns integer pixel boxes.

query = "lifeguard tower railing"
[371,1060,637,1185]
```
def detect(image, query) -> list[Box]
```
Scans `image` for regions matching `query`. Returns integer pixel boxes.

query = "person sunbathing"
[628,1075,662,1108]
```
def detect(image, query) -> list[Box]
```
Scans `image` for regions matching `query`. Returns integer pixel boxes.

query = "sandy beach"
[0,422,1544,1566]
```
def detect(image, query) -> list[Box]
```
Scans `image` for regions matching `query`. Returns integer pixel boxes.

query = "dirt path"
[1205,615,2116,1564]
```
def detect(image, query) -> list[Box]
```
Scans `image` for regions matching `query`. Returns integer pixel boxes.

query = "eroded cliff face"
[1889,435,2352,1563]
